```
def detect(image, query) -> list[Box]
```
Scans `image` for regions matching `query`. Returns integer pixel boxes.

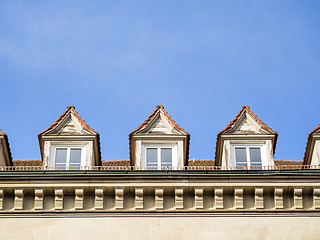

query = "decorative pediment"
[130,105,189,136]
[234,114,261,133]
[39,105,98,136]
[143,111,174,134]
[47,112,92,135]
[221,106,276,135]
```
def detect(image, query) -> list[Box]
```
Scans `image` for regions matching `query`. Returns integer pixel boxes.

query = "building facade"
[0,105,320,240]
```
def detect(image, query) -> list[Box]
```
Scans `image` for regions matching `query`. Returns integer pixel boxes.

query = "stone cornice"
[0,170,319,214]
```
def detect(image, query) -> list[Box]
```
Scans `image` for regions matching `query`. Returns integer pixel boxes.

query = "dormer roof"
[0,129,13,166]
[215,105,278,165]
[218,105,277,135]
[129,105,190,136]
[38,105,99,136]
[38,105,101,164]
[303,124,320,165]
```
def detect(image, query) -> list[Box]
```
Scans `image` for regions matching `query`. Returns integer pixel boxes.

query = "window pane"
[235,148,247,166]
[161,148,172,166]
[55,148,67,166]
[70,148,82,166]
[250,148,262,165]
[146,148,157,166]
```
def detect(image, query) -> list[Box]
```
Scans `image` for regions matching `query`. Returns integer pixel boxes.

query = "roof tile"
[188,159,215,166]
[101,160,130,166]
[13,160,42,166]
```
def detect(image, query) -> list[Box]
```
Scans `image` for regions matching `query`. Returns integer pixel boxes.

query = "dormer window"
[215,106,277,168]
[129,105,190,170]
[51,145,85,167]
[38,105,101,168]
[232,145,262,167]
[142,144,177,169]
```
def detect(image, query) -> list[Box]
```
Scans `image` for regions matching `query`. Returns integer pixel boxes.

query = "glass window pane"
[147,148,157,166]
[250,148,262,165]
[70,148,82,166]
[55,148,67,166]
[161,148,172,166]
[235,148,247,166]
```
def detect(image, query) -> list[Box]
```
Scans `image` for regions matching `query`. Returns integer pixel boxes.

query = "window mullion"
[53,148,57,166]
[158,148,161,168]
[144,147,146,168]
[246,147,251,167]
[66,148,71,167]
[81,147,85,167]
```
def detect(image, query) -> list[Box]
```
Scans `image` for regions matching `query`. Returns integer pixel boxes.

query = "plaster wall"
[311,140,320,165]
[0,216,319,240]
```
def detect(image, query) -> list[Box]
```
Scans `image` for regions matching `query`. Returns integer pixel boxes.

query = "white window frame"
[231,144,266,167]
[50,145,86,168]
[142,144,177,169]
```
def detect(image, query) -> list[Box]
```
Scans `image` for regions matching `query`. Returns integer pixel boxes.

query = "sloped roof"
[102,160,130,166]
[303,123,320,165]
[274,160,303,167]
[13,159,42,166]
[215,105,278,164]
[188,159,215,166]
[129,105,190,136]
[0,129,13,165]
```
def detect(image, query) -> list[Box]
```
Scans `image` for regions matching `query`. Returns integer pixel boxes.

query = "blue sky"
[1,0,320,161]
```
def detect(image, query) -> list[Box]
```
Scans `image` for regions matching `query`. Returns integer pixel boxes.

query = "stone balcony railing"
[0,168,319,214]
